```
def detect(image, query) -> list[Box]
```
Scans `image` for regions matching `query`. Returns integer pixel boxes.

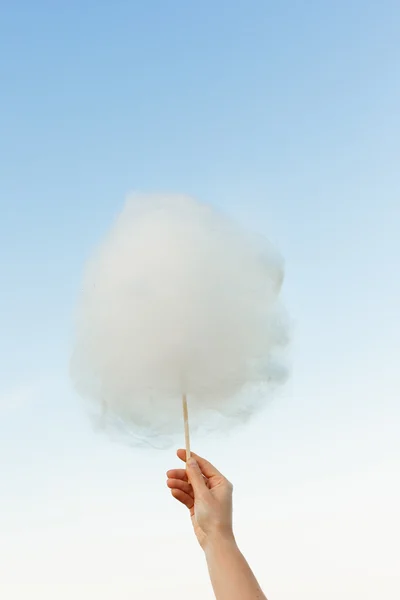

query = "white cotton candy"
[70,193,288,447]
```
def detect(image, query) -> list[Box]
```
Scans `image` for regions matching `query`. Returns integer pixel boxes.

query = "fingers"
[166,478,193,496]
[176,449,223,479]
[167,468,194,509]
[167,468,209,490]
[166,469,188,482]
[169,449,222,500]
[185,457,209,496]
[170,488,194,510]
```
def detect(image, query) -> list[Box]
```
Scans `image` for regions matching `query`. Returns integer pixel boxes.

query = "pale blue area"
[0,2,399,595]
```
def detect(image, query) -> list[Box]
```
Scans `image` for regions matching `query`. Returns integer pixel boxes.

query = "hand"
[167,449,234,549]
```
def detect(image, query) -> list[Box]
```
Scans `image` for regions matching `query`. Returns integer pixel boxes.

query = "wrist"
[202,529,237,554]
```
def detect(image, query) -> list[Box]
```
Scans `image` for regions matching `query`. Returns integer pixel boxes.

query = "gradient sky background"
[1,1,399,598]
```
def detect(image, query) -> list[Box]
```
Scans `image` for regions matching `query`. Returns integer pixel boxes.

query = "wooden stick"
[182,393,191,461]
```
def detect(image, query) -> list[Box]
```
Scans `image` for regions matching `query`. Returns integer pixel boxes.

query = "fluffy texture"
[70,194,288,447]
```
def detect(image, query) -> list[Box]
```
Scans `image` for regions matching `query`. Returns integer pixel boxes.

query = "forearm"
[204,534,267,600]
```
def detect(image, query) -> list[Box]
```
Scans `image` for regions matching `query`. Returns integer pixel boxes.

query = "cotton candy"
[70,193,288,447]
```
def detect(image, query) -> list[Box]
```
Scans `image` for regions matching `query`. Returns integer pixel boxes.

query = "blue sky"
[1,2,399,598]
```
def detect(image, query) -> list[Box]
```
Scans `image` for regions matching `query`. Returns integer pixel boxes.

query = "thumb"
[186,458,208,496]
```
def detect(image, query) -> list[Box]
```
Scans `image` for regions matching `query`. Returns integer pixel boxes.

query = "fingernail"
[187,458,197,467]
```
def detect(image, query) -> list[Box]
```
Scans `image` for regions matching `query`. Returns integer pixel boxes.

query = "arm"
[204,535,266,600]
[167,450,267,600]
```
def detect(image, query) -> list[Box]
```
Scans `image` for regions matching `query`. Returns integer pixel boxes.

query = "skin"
[167,449,267,600]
